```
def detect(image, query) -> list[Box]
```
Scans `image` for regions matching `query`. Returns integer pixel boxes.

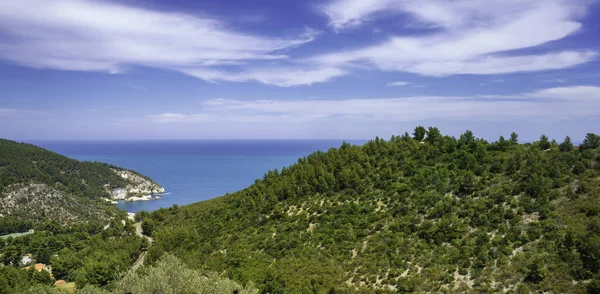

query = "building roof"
[21,255,33,264]
[34,263,46,271]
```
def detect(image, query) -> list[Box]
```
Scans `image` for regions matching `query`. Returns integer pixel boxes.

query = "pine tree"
[413,126,427,141]
[426,127,441,144]
[559,136,574,152]
[539,135,551,150]
[510,132,519,145]
[581,133,600,150]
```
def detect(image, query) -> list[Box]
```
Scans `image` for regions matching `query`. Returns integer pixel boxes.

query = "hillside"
[142,128,600,293]
[0,139,164,225]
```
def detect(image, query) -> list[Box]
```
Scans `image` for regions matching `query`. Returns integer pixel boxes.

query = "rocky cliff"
[0,138,165,224]
[109,169,166,201]
[0,183,117,224]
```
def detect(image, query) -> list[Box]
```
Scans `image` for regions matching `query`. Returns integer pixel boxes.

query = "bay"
[28,140,363,212]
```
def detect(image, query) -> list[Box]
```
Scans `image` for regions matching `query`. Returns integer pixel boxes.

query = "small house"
[21,254,32,265]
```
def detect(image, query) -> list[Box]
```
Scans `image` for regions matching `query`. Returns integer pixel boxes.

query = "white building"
[21,254,32,265]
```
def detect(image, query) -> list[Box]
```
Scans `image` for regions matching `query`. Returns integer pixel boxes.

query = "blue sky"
[1,0,599,141]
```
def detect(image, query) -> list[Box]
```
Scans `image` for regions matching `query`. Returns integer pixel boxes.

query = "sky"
[1,0,599,141]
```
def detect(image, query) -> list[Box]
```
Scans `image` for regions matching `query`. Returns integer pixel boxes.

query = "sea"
[28,140,364,212]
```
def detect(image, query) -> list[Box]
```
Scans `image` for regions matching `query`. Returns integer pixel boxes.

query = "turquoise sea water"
[29,140,363,212]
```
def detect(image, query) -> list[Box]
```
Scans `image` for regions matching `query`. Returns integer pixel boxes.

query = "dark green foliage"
[510,132,519,145]
[0,139,126,197]
[142,128,600,293]
[261,272,286,294]
[588,279,600,294]
[582,133,600,151]
[0,218,143,292]
[0,217,33,235]
[17,254,258,294]
[141,219,155,237]
[489,135,510,151]
[425,127,441,145]
[560,136,574,152]
[539,135,551,150]
[413,126,426,141]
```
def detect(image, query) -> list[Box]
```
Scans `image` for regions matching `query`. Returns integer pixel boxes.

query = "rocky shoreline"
[107,169,165,202]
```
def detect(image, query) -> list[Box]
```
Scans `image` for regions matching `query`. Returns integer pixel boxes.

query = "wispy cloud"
[0,0,319,86]
[315,0,596,76]
[544,78,569,83]
[527,85,600,101]
[0,108,47,118]
[386,81,409,87]
[0,0,596,87]
[127,84,149,92]
[320,0,587,31]
[181,67,346,87]
[148,86,600,124]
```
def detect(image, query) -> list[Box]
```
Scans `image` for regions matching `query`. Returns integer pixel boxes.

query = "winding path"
[131,222,153,271]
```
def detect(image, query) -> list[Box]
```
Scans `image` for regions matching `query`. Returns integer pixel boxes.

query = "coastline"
[125,195,160,202]
[105,192,167,203]
[125,193,166,202]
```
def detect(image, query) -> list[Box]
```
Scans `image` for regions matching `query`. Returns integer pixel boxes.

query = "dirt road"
[131,222,153,271]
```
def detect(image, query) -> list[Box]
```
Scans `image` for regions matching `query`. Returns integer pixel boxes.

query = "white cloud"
[402,51,597,76]
[0,0,596,86]
[321,0,586,31]
[148,86,600,124]
[319,0,394,31]
[386,81,409,87]
[148,113,195,123]
[528,85,600,101]
[315,0,596,76]
[0,0,319,86]
[181,67,346,87]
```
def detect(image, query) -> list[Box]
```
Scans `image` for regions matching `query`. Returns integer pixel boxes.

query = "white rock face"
[108,169,165,201]
[0,183,113,223]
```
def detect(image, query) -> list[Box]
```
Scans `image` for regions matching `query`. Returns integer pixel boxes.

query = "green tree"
[141,219,155,237]
[425,127,441,145]
[261,272,286,294]
[491,136,510,151]
[458,130,477,152]
[114,254,257,294]
[539,135,551,150]
[559,136,574,152]
[510,132,519,145]
[413,126,427,141]
[0,274,8,294]
[581,133,600,150]
[30,269,53,286]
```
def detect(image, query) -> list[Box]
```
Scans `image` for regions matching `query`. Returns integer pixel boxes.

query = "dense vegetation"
[1,234,252,294]
[2,130,600,293]
[0,139,158,225]
[137,128,600,293]
[0,217,142,292]
[0,216,33,236]
[6,254,258,294]
[0,139,130,197]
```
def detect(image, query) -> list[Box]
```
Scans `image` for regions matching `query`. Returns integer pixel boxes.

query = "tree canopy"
[3,130,600,293]
[141,128,600,293]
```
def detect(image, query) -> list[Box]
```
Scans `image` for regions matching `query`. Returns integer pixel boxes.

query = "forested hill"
[143,128,600,293]
[0,139,162,225]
